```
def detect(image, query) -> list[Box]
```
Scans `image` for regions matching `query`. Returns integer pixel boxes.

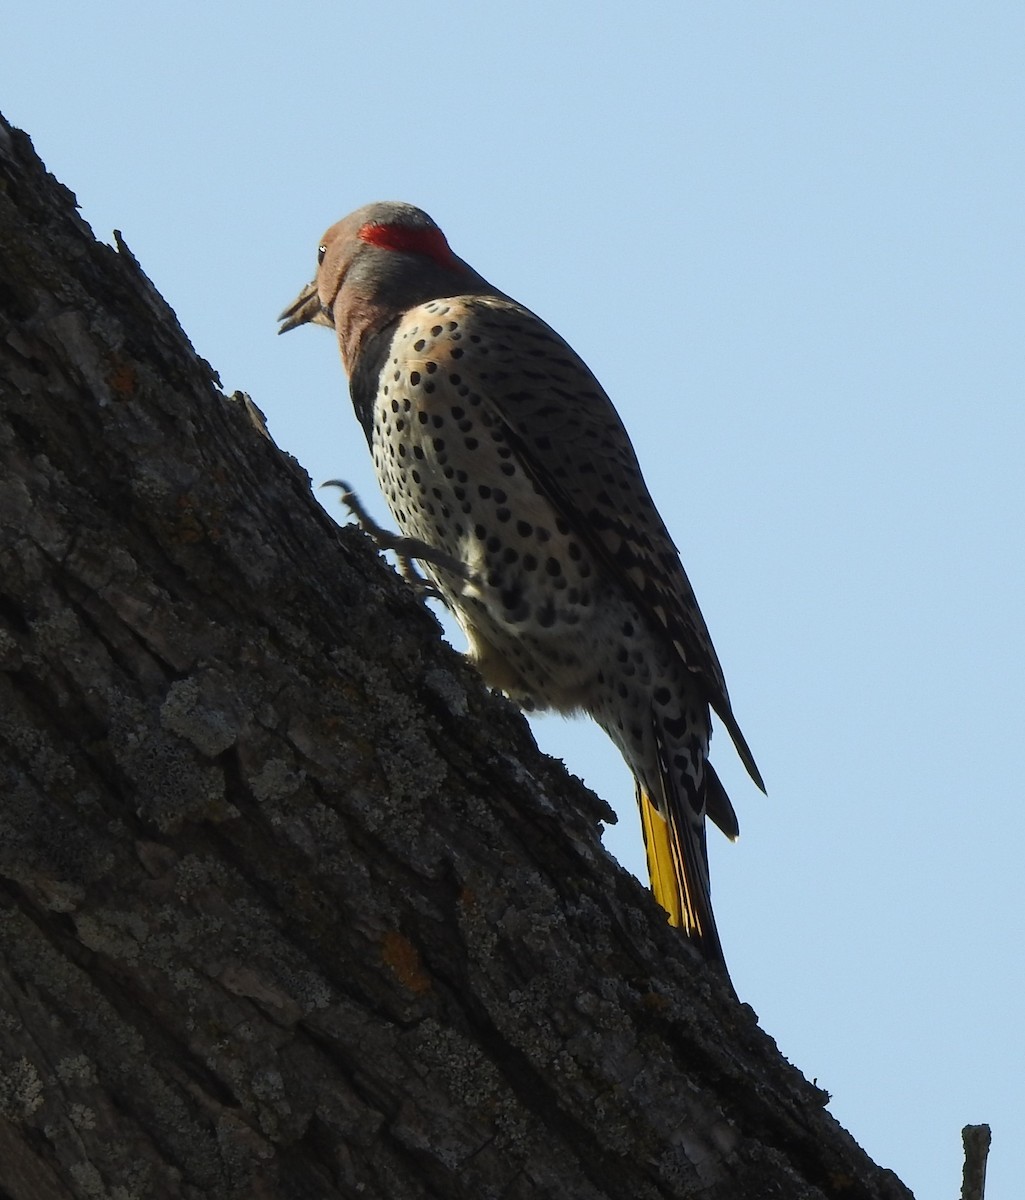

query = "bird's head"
[278,201,490,369]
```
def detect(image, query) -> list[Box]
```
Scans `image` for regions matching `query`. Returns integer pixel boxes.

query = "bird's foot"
[322,480,473,603]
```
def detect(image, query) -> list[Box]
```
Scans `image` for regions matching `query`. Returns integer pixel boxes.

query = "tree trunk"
[0,112,913,1200]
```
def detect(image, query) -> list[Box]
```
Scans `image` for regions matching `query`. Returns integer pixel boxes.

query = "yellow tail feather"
[637,787,702,937]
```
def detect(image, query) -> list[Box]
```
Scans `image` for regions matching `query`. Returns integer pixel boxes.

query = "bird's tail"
[636,739,730,977]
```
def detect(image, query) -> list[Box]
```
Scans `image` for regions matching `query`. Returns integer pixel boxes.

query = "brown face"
[313,214,364,319]
[277,219,353,334]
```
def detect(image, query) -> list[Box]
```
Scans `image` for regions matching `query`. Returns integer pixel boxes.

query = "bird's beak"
[277,280,334,334]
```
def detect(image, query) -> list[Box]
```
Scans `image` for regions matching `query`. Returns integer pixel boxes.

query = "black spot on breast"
[501,585,525,612]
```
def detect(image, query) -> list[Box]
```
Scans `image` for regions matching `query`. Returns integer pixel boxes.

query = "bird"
[279,201,763,977]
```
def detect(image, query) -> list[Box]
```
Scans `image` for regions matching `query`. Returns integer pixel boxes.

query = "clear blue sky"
[5,4,1022,1195]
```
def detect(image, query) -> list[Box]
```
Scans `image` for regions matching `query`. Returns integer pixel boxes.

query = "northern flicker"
[279,202,764,975]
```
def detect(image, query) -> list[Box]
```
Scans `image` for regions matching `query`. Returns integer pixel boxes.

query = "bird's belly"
[370,384,709,797]
[370,393,612,708]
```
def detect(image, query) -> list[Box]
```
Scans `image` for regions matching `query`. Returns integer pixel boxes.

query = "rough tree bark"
[0,112,915,1199]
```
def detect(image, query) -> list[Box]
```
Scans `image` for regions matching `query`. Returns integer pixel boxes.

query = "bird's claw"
[322,480,474,604]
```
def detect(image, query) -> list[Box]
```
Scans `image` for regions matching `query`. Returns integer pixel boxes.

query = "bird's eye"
[317,244,327,265]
